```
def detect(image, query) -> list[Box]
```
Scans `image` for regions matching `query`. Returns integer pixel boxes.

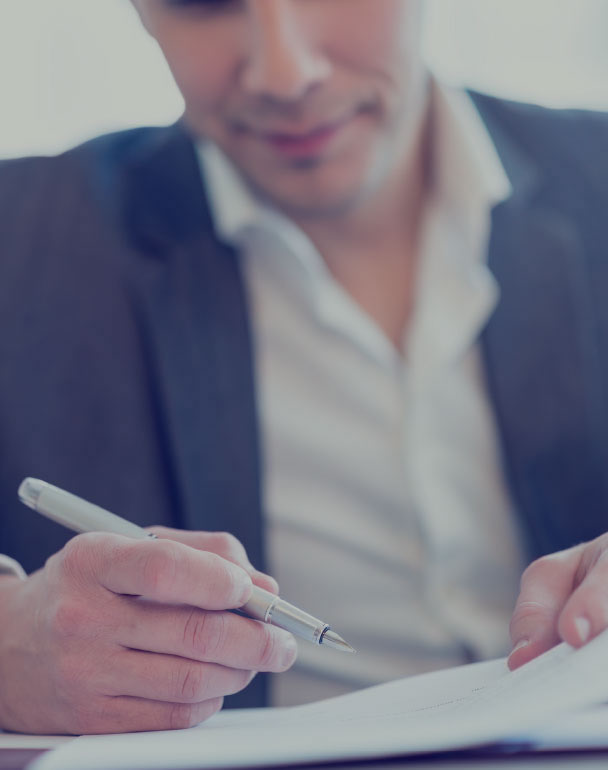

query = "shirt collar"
[198,136,336,304]
[197,78,511,249]
[197,139,262,247]
[196,80,512,372]
[405,81,512,379]
[429,80,512,217]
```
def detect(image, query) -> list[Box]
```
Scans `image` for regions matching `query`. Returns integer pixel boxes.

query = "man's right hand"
[0,531,297,734]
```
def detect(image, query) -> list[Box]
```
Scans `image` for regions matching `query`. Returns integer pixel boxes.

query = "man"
[1,0,608,735]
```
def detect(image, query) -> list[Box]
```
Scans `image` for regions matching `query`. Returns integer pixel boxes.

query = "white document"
[515,705,608,750]
[30,631,608,770]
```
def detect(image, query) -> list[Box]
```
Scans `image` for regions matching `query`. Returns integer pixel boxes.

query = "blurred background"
[0,0,607,159]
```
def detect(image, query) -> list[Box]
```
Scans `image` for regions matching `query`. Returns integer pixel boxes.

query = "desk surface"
[5,749,608,770]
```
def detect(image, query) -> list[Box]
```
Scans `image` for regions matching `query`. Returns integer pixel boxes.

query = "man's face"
[134,0,427,219]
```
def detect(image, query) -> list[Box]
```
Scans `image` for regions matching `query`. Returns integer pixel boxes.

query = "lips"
[248,113,355,159]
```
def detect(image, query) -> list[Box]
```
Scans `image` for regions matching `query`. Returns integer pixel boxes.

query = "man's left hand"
[509,533,608,670]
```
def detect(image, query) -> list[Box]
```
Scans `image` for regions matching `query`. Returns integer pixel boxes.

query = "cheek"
[159,38,238,130]
[331,0,420,79]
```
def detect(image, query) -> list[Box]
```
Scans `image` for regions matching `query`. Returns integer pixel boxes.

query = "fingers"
[149,527,279,594]
[69,695,224,735]
[96,649,254,703]
[508,545,583,670]
[57,533,253,610]
[558,536,608,648]
[7,530,283,736]
[117,601,298,672]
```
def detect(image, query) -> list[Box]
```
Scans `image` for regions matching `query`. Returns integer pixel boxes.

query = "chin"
[256,164,376,220]
[285,192,368,220]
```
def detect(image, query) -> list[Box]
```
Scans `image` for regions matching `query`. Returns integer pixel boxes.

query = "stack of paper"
[30,631,608,770]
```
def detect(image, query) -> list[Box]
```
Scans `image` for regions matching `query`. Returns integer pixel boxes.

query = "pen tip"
[320,629,356,653]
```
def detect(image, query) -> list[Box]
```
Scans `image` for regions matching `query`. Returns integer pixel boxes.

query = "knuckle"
[510,599,550,623]
[50,598,87,640]
[70,701,118,735]
[56,536,93,581]
[204,552,246,605]
[141,542,180,598]
[179,697,225,727]
[209,532,246,563]
[519,554,565,594]
[174,663,207,702]
[64,694,108,734]
[592,533,608,552]
[183,610,226,660]
[257,627,280,669]
[54,652,104,704]
[168,702,200,731]
[508,600,552,638]
[520,555,553,585]
[54,655,81,693]
[522,545,584,589]
[147,525,171,538]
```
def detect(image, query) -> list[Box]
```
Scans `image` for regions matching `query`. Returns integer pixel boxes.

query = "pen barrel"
[242,587,329,644]
[32,481,149,540]
[19,478,337,648]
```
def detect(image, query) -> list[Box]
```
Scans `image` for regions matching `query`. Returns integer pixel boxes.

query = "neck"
[292,108,432,349]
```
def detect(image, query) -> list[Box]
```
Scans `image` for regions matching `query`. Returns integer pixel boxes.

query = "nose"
[241,0,331,102]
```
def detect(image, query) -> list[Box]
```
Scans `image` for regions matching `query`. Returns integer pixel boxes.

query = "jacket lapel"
[475,97,608,559]
[119,124,266,708]
[120,123,265,573]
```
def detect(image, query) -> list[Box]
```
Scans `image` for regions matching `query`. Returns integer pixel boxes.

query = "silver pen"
[18,478,355,653]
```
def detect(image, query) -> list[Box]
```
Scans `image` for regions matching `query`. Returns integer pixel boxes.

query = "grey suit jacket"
[1,92,607,706]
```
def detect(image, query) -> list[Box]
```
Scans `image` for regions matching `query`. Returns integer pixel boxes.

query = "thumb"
[508,545,584,670]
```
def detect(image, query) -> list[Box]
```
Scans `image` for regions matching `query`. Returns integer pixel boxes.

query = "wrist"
[0,579,20,729]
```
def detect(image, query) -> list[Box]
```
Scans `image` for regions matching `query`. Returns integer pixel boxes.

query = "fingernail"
[281,637,298,669]
[510,638,529,656]
[574,616,591,644]
[236,572,253,605]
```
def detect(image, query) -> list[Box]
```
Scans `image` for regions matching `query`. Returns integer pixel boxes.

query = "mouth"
[240,112,358,159]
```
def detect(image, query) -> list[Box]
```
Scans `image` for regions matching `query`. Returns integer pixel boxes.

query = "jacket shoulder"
[470,91,608,198]
[0,126,174,216]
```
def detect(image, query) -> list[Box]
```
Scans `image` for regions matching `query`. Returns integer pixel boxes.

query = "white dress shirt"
[0,82,526,708]
[199,81,526,706]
